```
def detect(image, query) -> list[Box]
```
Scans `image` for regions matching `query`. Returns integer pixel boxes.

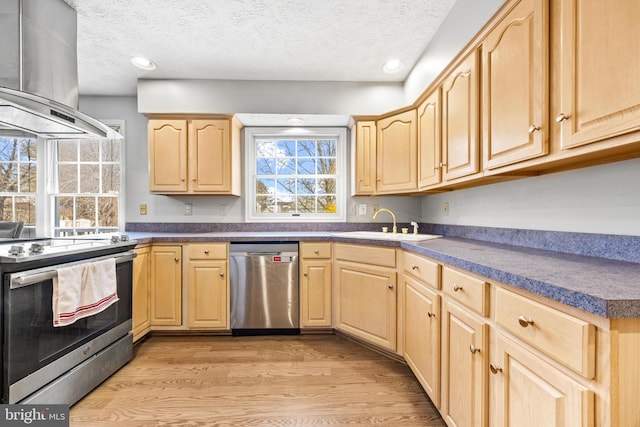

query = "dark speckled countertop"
[125,231,640,319]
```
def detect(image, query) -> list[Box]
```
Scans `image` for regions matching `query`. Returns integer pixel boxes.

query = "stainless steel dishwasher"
[229,242,299,335]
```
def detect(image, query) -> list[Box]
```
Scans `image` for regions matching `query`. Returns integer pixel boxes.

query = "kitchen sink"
[332,231,441,242]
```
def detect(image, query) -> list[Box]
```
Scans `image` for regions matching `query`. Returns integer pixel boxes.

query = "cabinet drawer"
[403,251,440,289]
[301,242,332,259]
[188,243,227,260]
[442,267,488,316]
[495,287,595,378]
[334,243,396,268]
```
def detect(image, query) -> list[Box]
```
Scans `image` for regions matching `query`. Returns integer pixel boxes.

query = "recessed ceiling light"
[131,56,156,70]
[383,59,404,74]
[287,117,305,125]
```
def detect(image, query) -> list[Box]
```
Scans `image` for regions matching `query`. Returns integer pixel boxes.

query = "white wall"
[421,158,640,236]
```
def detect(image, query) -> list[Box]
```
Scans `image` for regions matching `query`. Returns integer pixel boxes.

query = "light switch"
[358,204,367,215]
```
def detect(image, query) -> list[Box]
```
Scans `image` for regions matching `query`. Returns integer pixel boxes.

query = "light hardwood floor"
[70,334,446,426]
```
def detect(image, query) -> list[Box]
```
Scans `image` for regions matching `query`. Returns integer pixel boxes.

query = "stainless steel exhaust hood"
[0,0,120,139]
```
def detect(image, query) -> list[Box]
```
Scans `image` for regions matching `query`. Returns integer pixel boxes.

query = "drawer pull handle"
[490,363,503,374]
[204,250,209,254]
[388,284,394,289]
[427,312,436,318]
[453,284,463,292]
[411,264,419,270]
[518,316,534,327]
[469,345,480,355]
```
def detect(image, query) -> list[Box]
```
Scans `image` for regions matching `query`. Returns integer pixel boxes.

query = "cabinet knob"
[528,125,541,134]
[427,312,436,318]
[518,315,534,328]
[411,264,419,270]
[303,272,308,277]
[453,284,463,292]
[555,113,570,123]
[174,258,179,262]
[314,249,319,254]
[469,345,480,354]
[219,272,224,277]
[490,363,503,374]
[388,284,394,289]
[204,250,209,254]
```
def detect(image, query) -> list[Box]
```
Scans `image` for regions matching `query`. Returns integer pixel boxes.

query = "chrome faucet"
[373,208,397,233]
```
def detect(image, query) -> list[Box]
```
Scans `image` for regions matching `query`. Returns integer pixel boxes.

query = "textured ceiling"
[64,0,457,96]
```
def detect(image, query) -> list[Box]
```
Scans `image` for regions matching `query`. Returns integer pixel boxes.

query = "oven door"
[2,251,134,403]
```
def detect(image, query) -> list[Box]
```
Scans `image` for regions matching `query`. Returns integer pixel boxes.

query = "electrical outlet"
[358,204,367,215]
[184,203,193,216]
[139,204,147,215]
[443,202,449,215]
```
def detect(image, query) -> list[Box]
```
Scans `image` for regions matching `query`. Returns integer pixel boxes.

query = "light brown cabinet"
[417,89,442,188]
[187,243,229,329]
[150,245,182,326]
[334,243,398,351]
[376,110,418,193]
[442,49,481,182]
[132,245,151,342]
[481,0,548,169]
[300,242,333,328]
[556,0,640,150]
[351,120,377,195]
[148,117,241,195]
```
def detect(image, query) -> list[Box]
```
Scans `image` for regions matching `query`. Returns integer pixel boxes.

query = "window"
[245,127,347,222]
[0,136,38,235]
[50,137,122,236]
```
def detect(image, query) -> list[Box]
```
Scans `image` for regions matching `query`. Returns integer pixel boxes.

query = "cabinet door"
[557,0,640,149]
[148,119,188,192]
[335,261,397,351]
[188,260,229,329]
[490,333,594,427]
[376,110,417,193]
[352,120,377,195]
[418,89,442,188]
[442,299,488,427]
[189,119,231,193]
[404,275,441,407]
[150,246,182,326]
[301,260,332,328]
[482,0,548,169]
[442,50,480,181]
[132,246,151,341]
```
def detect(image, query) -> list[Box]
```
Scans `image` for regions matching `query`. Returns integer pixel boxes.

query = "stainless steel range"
[0,236,137,404]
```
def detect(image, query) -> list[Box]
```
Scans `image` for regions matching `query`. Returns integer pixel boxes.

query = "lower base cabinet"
[188,260,228,329]
[150,245,183,326]
[490,332,594,427]
[132,245,151,342]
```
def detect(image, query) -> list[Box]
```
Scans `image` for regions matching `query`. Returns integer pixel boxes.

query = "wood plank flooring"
[70,334,446,426]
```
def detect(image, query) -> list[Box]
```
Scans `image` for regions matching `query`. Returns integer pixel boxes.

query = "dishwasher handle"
[230,251,298,257]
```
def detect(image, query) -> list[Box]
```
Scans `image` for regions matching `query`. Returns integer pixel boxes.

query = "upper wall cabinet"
[352,120,377,195]
[417,89,442,189]
[556,0,640,150]
[148,117,241,195]
[442,49,481,182]
[482,0,549,169]
[376,110,418,193]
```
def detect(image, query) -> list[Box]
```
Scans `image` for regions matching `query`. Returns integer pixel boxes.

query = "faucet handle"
[410,221,419,235]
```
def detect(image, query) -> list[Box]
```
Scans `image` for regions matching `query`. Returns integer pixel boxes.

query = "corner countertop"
[125,231,640,319]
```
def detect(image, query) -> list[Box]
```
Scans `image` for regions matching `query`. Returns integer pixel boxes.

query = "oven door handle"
[9,251,137,289]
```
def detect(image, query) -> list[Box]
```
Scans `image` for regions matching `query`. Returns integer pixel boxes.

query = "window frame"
[244,127,347,222]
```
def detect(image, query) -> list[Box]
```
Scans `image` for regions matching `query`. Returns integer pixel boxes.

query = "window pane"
[277,140,296,157]
[1,197,12,220]
[15,196,35,224]
[58,164,77,192]
[297,158,315,174]
[297,178,315,194]
[318,140,336,156]
[98,197,118,227]
[318,196,336,213]
[276,178,295,195]
[297,140,316,157]
[276,196,294,213]
[256,140,275,157]
[257,158,275,174]
[317,157,336,174]
[296,196,316,212]
[58,141,77,161]
[76,196,96,227]
[0,138,14,161]
[20,163,37,192]
[256,178,274,194]
[102,164,120,193]
[80,164,100,193]
[256,195,274,213]
[276,158,296,175]
[318,178,336,194]
[1,166,18,192]
[102,139,120,162]
[56,196,74,227]
[80,140,99,162]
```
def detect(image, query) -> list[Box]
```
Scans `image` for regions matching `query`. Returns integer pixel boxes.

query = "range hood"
[0,0,120,139]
